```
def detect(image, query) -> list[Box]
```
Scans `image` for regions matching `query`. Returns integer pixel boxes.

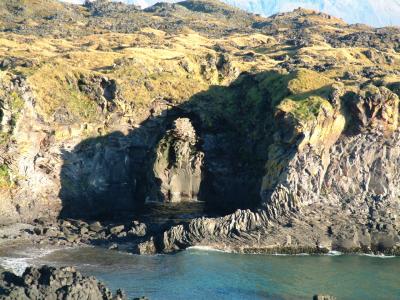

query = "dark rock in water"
[128,221,147,237]
[134,237,157,255]
[0,266,126,300]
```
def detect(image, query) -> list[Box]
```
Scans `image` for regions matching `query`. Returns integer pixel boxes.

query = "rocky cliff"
[0,0,399,254]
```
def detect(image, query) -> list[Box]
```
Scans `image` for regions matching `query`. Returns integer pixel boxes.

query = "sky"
[60,0,400,27]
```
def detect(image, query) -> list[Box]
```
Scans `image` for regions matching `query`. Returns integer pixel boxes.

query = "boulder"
[134,237,157,255]
[80,227,89,235]
[128,221,147,237]
[348,85,399,132]
[110,225,125,235]
[89,221,104,232]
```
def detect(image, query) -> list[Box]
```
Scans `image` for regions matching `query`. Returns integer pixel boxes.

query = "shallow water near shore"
[0,245,399,300]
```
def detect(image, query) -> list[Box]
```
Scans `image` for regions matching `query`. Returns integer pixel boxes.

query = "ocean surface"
[0,245,399,300]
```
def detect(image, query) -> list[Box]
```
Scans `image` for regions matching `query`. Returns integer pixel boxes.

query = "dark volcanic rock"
[0,266,126,300]
[84,0,139,17]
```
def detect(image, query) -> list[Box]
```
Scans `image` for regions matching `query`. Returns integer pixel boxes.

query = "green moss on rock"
[0,164,11,189]
[278,95,331,122]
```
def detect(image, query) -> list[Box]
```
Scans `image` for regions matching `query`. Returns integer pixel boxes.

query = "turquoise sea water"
[1,246,399,300]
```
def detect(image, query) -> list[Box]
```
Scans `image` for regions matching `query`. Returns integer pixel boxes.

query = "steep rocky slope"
[0,0,399,254]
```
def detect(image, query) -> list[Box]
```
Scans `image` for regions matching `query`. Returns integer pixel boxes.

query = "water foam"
[187,245,231,253]
[327,251,343,256]
[361,253,396,259]
[0,246,67,275]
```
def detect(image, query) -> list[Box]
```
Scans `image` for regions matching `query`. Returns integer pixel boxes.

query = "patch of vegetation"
[258,70,293,105]
[0,132,10,145]
[28,63,99,122]
[258,69,333,106]
[9,91,24,126]
[113,55,211,107]
[256,69,334,123]
[287,69,333,94]
[0,164,11,189]
[66,85,98,121]
[278,95,330,122]
[10,91,24,110]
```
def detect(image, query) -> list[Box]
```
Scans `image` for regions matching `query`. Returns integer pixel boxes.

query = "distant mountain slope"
[62,0,400,27]
[223,0,400,27]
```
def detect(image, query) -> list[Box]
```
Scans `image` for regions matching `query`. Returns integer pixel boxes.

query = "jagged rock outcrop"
[347,85,399,132]
[261,83,400,218]
[78,75,119,113]
[152,118,204,203]
[157,209,270,253]
[0,74,62,223]
[84,0,139,17]
[0,266,126,300]
[141,79,400,255]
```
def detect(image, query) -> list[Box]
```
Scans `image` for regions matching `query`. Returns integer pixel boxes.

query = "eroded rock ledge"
[141,131,400,255]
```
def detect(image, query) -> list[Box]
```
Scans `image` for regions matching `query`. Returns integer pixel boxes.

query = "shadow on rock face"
[58,71,280,221]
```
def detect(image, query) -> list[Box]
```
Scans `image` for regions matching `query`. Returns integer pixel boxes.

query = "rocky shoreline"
[1,207,399,257]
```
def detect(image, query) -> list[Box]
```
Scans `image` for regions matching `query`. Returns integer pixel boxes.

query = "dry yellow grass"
[0,17,399,131]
